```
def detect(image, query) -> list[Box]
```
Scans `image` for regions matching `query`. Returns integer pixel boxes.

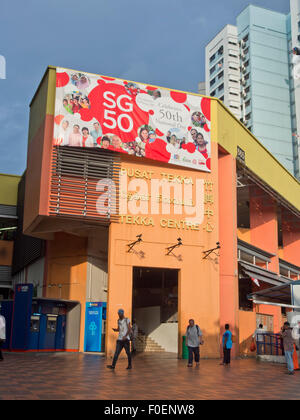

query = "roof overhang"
[248,280,300,306]
[239,261,287,286]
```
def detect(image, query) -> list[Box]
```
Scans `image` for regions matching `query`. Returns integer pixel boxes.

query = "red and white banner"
[53,68,211,172]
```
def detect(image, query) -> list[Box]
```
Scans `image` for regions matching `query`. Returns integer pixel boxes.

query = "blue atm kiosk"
[42,314,58,350]
[84,302,107,352]
[55,315,66,350]
[2,285,79,352]
[28,314,41,350]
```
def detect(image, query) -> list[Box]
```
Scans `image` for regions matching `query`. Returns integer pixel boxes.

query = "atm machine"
[39,314,58,350]
[55,315,66,350]
[28,314,41,350]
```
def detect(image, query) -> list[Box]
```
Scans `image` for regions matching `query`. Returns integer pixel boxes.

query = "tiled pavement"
[0,351,299,400]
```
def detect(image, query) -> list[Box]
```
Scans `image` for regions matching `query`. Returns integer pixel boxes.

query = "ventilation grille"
[49,146,121,223]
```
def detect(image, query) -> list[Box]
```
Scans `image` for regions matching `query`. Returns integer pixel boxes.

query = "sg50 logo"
[0,55,6,79]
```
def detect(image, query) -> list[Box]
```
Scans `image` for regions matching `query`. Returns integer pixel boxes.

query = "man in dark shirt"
[281,322,295,375]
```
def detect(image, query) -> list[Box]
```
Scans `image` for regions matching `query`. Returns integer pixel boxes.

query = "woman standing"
[195,133,208,159]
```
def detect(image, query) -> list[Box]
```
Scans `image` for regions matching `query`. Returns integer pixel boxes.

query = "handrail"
[256,332,283,356]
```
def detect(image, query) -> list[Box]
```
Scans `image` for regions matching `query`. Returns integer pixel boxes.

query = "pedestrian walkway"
[0,352,299,400]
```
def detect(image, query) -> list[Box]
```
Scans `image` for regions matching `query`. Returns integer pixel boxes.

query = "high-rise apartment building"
[237,5,294,174]
[288,0,300,177]
[204,1,300,178]
[205,25,242,120]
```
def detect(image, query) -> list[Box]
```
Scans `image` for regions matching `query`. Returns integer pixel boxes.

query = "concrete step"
[135,333,165,353]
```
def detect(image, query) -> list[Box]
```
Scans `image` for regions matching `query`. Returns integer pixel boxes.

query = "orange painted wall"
[239,310,256,356]
[46,232,88,351]
[23,114,54,235]
[282,228,300,268]
[237,228,251,243]
[249,193,279,273]
[106,143,221,359]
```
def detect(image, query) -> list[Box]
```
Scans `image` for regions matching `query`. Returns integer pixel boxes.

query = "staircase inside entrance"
[135,331,165,352]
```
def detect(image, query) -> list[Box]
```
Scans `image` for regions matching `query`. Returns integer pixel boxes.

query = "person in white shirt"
[252,323,265,353]
[56,120,70,146]
[107,309,132,370]
[0,314,6,361]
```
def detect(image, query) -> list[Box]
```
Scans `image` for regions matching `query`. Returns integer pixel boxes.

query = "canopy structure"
[247,280,300,309]
[239,261,288,286]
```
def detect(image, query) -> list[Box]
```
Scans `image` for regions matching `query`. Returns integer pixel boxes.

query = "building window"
[210,65,216,75]
[210,90,216,96]
[229,79,238,83]
[245,99,251,107]
[218,83,224,92]
[218,46,223,56]
[219,96,224,101]
[210,78,216,87]
[218,71,224,79]
[210,54,216,63]
[229,53,238,58]
[229,41,237,46]
[243,34,249,43]
[229,66,238,71]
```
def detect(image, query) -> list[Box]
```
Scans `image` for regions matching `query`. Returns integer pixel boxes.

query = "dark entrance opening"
[132,267,178,354]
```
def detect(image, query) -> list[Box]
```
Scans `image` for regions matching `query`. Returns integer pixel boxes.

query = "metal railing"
[256,333,283,356]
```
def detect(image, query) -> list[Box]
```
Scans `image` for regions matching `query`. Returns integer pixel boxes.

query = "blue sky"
[0,0,290,175]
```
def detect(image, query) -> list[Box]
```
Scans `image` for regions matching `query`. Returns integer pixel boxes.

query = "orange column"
[218,152,239,357]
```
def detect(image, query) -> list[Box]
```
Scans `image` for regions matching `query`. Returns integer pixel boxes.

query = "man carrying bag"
[185,319,203,367]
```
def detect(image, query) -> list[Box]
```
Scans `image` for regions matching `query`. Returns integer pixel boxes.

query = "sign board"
[54,68,211,172]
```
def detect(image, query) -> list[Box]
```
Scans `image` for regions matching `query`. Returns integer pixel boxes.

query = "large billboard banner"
[54,67,211,172]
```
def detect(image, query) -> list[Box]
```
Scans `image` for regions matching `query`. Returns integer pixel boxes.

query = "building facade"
[2,65,300,359]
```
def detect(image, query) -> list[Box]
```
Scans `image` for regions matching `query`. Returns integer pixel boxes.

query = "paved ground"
[0,351,299,400]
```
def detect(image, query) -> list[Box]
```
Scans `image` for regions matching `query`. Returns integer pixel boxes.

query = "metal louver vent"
[49,146,121,223]
[0,204,17,218]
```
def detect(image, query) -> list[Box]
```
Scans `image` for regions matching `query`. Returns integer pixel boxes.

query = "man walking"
[107,309,132,370]
[220,324,233,366]
[185,319,203,367]
[0,313,6,361]
[281,322,295,375]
